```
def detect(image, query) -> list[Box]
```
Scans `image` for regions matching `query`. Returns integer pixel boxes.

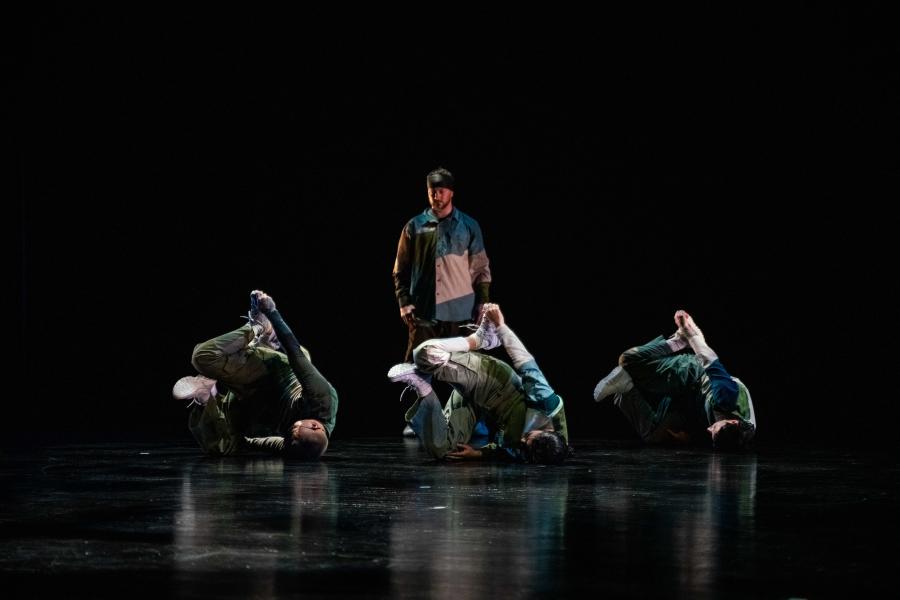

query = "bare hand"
[445,443,483,460]
[484,303,505,327]
[674,309,702,339]
[400,304,416,326]
[251,290,276,313]
[707,419,739,437]
[665,428,691,444]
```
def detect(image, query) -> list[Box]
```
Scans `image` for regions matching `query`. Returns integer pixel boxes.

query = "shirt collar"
[423,206,457,224]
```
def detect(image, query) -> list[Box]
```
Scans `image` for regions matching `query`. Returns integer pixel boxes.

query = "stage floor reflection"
[1,439,894,598]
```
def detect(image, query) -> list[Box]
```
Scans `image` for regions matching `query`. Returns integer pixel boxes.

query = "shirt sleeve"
[467,219,491,294]
[393,222,414,308]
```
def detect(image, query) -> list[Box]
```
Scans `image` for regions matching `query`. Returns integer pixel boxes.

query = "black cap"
[426,168,454,190]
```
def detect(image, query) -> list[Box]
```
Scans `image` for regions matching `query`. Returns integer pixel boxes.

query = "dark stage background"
[11,6,896,448]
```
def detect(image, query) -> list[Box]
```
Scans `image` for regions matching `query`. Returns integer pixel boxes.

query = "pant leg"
[415,348,491,400]
[192,326,300,438]
[614,387,691,443]
[406,389,476,459]
[191,325,271,396]
[619,336,704,398]
[187,393,244,455]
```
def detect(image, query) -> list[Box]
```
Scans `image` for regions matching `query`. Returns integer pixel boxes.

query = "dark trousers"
[615,336,703,443]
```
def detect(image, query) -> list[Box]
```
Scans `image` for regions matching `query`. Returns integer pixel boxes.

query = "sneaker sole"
[388,363,417,381]
[593,366,627,402]
[173,376,214,400]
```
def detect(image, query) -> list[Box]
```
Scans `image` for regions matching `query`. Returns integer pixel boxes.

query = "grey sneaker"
[467,307,500,351]
[388,362,428,384]
[246,311,281,351]
[387,363,432,398]
[402,424,417,438]
[593,365,634,403]
[172,375,218,407]
[245,294,281,351]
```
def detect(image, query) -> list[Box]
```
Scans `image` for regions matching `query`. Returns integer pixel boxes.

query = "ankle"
[466,334,480,350]
[413,382,433,397]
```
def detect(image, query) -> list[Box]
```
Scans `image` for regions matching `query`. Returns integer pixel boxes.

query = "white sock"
[428,337,471,353]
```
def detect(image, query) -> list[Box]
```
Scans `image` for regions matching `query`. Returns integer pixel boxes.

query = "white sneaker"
[245,310,281,351]
[387,363,433,398]
[388,363,432,385]
[593,366,634,403]
[172,375,218,407]
[466,306,500,350]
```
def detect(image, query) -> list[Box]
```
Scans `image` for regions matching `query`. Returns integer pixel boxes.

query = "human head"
[426,167,455,218]
[521,430,568,465]
[285,419,329,460]
[708,419,742,451]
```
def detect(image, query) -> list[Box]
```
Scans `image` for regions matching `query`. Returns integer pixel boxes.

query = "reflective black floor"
[1,439,895,598]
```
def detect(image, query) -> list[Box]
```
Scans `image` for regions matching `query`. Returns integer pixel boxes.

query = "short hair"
[525,431,568,465]
[711,421,742,451]
[284,429,328,460]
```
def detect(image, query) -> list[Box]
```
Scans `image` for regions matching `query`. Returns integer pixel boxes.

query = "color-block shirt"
[393,207,491,322]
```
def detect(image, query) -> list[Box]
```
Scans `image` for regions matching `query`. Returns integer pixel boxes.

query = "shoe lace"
[398,384,415,403]
[464,316,490,333]
[464,304,490,331]
[464,314,492,337]
[241,313,281,351]
[465,317,498,352]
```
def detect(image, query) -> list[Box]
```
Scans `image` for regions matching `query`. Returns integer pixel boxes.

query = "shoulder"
[453,208,483,231]
[401,214,424,234]
[453,207,477,222]
[409,210,436,227]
